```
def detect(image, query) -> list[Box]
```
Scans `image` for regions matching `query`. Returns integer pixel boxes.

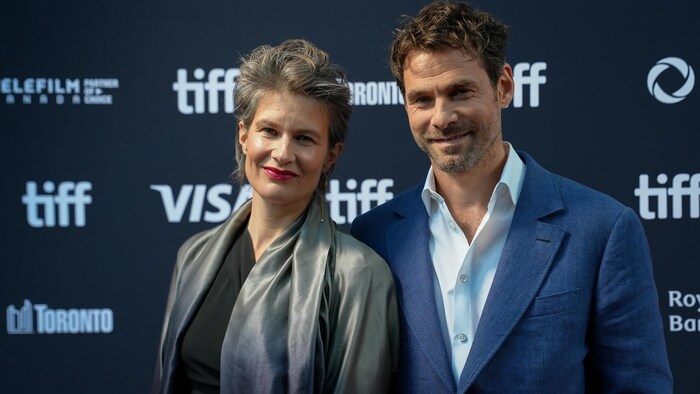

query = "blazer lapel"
[387,189,456,392]
[458,153,566,391]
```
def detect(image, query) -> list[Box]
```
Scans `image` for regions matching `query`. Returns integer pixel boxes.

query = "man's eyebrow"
[405,79,478,102]
[449,79,477,89]
[405,89,428,102]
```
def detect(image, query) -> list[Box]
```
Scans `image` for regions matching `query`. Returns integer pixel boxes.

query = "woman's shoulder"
[174,224,225,269]
[332,230,393,280]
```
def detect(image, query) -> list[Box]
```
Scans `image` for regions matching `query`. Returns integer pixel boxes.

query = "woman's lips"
[263,166,298,180]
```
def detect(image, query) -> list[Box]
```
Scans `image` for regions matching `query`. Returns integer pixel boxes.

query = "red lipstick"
[263,166,298,181]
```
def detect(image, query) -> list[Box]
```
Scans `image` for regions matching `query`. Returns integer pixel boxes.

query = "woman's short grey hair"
[233,39,352,186]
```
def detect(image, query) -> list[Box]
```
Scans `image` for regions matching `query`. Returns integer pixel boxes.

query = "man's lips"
[429,132,469,143]
[263,166,298,180]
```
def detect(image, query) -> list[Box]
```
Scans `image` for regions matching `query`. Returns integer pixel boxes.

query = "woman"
[152,39,399,393]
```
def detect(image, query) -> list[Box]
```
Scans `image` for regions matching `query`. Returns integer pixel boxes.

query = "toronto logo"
[6,299,114,334]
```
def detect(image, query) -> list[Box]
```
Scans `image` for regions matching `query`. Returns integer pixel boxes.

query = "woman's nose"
[271,137,294,163]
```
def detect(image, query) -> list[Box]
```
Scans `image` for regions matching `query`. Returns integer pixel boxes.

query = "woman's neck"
[247,194,312,261]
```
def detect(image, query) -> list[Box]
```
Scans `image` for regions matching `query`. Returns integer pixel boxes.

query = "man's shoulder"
[547,169,627,214]
[518,153,639,242]
[349,182,423,250]
[520,151,626,213]
[333,230,393,277]
[353,183,422,223]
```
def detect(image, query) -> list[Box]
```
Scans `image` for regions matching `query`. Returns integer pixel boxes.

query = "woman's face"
[239,91,342,211]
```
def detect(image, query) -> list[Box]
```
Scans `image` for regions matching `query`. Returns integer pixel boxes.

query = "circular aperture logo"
[647,57,695,104]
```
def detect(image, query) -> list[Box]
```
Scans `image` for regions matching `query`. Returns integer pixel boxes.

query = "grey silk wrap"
[152,196,399,393]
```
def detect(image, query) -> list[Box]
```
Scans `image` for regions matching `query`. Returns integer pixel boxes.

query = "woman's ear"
[238,121,248,154]
[324,142,344,171]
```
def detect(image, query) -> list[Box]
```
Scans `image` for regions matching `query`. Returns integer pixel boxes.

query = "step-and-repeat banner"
[2,1,697,392]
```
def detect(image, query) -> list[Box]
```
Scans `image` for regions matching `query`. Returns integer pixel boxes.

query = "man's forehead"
[404,48,480,70]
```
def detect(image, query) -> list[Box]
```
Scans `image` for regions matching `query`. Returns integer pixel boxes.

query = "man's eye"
[453,88,472,98]
[414,97,432,105]
[297,135,315,144]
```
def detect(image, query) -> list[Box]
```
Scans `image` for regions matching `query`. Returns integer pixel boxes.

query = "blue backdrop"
[2,1,698,392]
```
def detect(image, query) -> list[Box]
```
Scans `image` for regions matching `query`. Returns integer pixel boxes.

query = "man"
[350,1,673,392]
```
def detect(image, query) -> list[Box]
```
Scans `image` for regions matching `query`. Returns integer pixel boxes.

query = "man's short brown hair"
[390,1,511,92]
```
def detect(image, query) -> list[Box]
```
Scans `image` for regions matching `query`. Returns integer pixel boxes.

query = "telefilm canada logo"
[647,57,695,104]
[1,77,119,105]
[6,299,114,335]
[151,178,394,225]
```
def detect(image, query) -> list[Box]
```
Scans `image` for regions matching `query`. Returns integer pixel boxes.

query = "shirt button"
[459,274,468,283]
[457,333,468,342]
[449,222,458,232]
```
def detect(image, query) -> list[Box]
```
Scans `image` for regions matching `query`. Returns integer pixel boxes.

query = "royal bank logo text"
[6,299,114,335]
[668,290,700,333]
[151,178,393,224]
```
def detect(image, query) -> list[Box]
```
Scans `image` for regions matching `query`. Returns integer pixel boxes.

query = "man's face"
[402,48,513,173]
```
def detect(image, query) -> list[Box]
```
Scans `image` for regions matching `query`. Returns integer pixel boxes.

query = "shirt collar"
[421,142,526,216]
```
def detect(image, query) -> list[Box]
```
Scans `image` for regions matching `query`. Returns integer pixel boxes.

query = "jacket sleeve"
[151,231,210,394]
[323,236,400,394]
[585,207,673,392]
[151,244,185,393]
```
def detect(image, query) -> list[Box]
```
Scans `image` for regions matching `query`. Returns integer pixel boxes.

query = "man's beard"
[416,119,501,173]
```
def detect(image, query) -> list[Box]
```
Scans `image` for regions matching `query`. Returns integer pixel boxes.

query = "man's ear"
[498,64,514,108]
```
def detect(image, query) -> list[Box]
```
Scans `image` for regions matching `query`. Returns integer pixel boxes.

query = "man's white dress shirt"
[420,143,526,383]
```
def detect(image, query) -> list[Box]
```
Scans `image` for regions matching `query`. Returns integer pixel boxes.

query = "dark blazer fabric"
[351,151,673,394]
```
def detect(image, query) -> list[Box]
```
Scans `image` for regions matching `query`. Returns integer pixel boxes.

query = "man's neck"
[433,142,508,242]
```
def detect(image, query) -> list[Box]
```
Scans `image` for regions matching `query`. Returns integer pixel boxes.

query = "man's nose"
[431,99,458,130]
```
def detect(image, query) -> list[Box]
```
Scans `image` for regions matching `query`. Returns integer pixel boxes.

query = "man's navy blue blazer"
[350,151,672,393]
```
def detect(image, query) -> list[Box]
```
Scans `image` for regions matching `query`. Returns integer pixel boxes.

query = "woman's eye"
[261,127,277,135]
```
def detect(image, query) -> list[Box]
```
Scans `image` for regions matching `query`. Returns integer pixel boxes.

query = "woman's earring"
[319,172,328,222]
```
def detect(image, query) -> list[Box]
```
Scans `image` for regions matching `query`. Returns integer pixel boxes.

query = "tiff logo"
[326,179,393,224]
[513,62,547,108]
[6,299,33,334]
[173,68,239,114]
[21,181,92,227]
[634,173,700,220]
